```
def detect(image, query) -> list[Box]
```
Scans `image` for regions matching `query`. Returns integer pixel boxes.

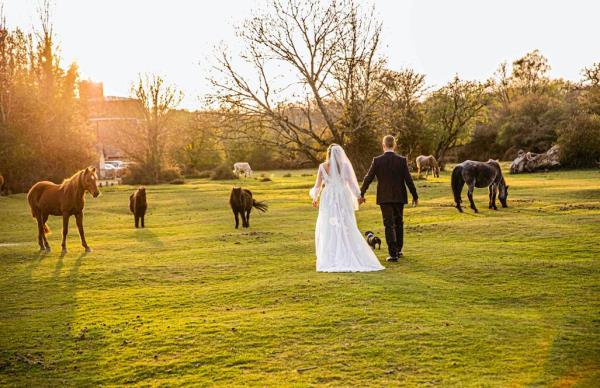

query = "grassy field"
[0,167,599,386]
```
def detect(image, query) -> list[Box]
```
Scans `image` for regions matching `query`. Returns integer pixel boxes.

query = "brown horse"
[229,187,268,228]
[416,155,440,178]
[129,187,147,228]
[27,167,100,253]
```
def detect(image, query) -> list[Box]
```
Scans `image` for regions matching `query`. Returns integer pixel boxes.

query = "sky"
[3,0,599,108]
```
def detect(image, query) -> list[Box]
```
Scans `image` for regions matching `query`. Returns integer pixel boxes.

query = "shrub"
[210,163,237,180]
[122,164,183,185]
[160,167,183,182]
[170,178,185,185]
[283,173,292,177]
[558,113,600,168]
[193,170,212,179]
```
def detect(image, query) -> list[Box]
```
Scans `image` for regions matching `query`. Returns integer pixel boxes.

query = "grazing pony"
[416,155,440,178]
[233,162,253,178]
[129,187,147,228]
[229,187,268,228]
[451,160,509,213]
[27,167,100,253]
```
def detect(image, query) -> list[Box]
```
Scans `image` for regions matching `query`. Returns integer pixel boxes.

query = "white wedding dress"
[309,145,385,272]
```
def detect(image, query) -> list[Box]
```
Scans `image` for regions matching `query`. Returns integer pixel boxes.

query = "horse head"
[83,167,101,198]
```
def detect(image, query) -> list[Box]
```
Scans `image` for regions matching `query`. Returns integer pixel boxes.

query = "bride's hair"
[326,143,338,161]
[326,144,342,172]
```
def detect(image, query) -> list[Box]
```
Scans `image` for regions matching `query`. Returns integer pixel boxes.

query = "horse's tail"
[252,200,268,213]
[451,165,464,206]
[27,183,51,235]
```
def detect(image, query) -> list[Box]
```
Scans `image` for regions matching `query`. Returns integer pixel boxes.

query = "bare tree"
[209,0,384,164]
[119,74,183,183]
[582,62,600,87]
[377,68,428,158]
[426,76,489,164]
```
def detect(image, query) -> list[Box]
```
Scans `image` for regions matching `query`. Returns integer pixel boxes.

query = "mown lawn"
[0,167,599,386]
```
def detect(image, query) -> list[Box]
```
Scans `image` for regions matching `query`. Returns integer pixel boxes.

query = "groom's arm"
[403,157,418,200]
[360,158,377,198]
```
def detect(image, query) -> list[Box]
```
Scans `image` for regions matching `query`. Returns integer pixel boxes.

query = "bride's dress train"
[310,146,384,273]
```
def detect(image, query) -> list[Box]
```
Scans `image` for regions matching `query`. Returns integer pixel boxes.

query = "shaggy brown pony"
[416,155,440,178]
[229,187,268,228]
[129,187,147,228]
[27,167,100,253]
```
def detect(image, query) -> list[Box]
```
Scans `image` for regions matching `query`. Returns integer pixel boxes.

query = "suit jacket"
[360,152,418,205]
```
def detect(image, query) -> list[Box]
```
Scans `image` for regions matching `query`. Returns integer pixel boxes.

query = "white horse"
[416,155,440,178]
[233,162,253,178]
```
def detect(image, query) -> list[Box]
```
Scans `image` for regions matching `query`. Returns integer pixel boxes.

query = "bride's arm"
[309,165,324,204]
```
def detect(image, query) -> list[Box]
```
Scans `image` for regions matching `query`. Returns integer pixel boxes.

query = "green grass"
[0,167,599,386]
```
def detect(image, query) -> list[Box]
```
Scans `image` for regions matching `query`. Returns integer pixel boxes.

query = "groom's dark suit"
[360,151,418,259]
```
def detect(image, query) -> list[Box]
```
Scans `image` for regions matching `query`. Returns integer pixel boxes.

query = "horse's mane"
[60,169,85,205]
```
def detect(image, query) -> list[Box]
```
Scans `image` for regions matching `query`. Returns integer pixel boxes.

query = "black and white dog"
[364,231,381,250]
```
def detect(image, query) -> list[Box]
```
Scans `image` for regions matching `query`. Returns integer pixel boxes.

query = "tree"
[582,62,600,88]
[511,49,550,96]
[210,0,384,169]
[376,68,428,158]
[425,76,489,164]
[118,74,183,183]
[0,1,94,192]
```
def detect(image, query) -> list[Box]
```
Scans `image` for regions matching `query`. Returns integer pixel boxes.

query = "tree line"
[1,0,598,192]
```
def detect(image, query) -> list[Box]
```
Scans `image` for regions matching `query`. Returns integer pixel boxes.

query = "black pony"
[451,160,509,213]
[229,187,268,228]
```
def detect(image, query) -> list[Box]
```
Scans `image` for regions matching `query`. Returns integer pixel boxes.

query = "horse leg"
[467,182,478,213]
[61,213,70,254]
[241,208,248,228]
[141,214,145,228]
[75,212,91,252]
[134,214,139,228]
[425,167,430,178]
[233,211,239,229]
[417,165,421,178]
[246,208,251,228]
[41,213,51,251]
[489,184,498,210]
[36,216,46,252]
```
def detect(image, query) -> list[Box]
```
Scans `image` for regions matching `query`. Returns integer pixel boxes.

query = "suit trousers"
[379,203,404,258]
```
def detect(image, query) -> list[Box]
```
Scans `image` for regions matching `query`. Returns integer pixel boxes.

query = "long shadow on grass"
[135,228,164,248]
[0,251,105,384]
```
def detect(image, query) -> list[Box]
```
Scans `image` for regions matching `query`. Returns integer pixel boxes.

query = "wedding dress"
[309,145,385,272]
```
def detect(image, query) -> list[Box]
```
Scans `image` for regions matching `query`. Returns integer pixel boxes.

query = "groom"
[359,135,418,262]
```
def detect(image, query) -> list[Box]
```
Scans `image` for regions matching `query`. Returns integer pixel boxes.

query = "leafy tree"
[0,1,94,192]
[511,49,551,96]
[425,76,489,164]
[376,68,428,158]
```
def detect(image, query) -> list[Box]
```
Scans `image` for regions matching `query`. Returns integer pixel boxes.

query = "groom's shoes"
[386,252,403,262]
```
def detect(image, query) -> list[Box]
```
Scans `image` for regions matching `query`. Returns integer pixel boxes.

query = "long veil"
[329,145,361,210]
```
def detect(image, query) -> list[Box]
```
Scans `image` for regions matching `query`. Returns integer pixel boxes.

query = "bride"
[309,144,385,272]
